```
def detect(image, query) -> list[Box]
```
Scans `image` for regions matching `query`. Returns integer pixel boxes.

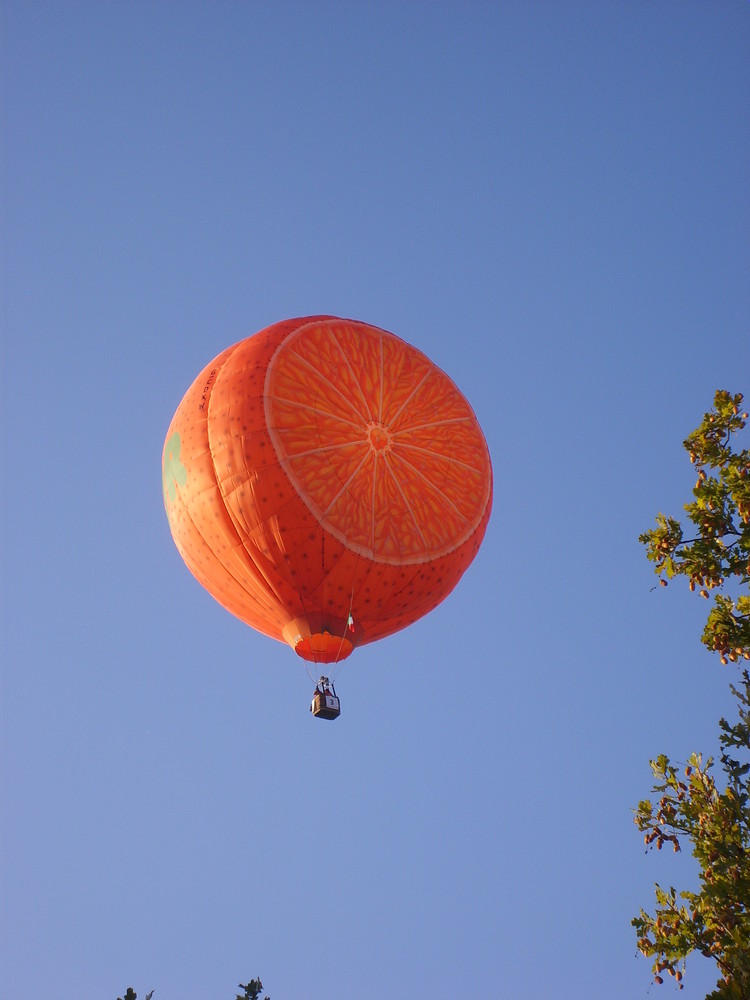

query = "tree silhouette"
[236,980,270,1000]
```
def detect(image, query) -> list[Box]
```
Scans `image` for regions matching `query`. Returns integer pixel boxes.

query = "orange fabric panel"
[163,316,493,662]
[162,344,290,640]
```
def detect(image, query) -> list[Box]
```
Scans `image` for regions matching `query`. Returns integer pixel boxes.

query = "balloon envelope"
[162,316,492,663]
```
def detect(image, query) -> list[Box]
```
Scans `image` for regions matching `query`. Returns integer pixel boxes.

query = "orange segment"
[265,318,491,565]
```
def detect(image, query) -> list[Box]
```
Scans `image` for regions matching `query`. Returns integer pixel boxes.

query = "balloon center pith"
[367,422,392,453]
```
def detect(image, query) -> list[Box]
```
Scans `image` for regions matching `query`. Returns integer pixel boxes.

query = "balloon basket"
[310,690,341,720]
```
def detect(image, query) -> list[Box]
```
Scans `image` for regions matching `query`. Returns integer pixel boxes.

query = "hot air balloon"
[162,316,492,717]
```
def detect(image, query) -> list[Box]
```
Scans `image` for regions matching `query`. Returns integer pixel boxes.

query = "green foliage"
[635,390,750,997]
[633,687,750,993]
[640,390,750,664]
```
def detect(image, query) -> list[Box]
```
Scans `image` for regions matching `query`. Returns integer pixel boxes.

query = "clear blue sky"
[2,3,749,999]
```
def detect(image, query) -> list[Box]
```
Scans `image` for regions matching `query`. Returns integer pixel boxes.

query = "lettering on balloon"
[198,369,218,411]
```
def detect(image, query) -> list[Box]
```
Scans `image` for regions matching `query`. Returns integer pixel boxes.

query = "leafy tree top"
[640,390,750,664]
[237,980,270,1000]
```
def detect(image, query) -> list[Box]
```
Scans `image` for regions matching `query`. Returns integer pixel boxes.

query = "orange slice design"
[265,319,490,565]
